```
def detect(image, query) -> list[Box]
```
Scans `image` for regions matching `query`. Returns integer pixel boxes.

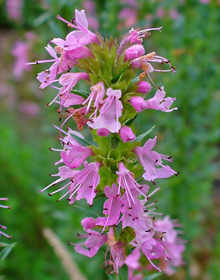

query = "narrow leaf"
[0,243,16,262]
[73,205,99,219]
[133,126,155,143]
[143,272,161,280]
[129,76,140,86]
[70,133,93,147]
[72,90,90,98]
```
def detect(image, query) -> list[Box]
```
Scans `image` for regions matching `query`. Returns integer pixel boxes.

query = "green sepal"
[132,126,155,143]
[115,222,122,241]
[119,226,135,244]
[98,166,117,191]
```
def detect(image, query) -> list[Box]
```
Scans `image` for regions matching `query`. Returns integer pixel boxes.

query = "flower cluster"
[32,9,185,277]
[0,198,12,239]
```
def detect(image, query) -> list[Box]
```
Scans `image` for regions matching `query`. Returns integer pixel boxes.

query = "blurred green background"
[0,0,219,279]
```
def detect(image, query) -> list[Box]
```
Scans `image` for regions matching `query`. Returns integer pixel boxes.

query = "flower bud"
[97,128,110,137]
[124,44,145,61]
[136,81,151,94]
[130,96,147,112]
[120,126,135,142]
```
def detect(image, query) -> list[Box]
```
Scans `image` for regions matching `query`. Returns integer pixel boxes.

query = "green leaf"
[33,12,53,27]
[124,115,137,126]
[130,76,140,86]
[133,126,155,143]
[115,222,122,240]
[73,205,99,219]
[0,242,16,263]
[70,133,94,147]
[72,90,90,99]
[143,272,161,280]
[107,275,116,280]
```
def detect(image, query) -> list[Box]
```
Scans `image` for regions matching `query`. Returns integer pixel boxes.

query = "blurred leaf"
[143,272,161,280]
[133,126,155,143]
[70,133,93,147]
[33,12,53,27]
[73,205,99,219]
[0,243,16,264]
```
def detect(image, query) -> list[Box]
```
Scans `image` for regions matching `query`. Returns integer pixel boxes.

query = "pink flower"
[82,82,105,114]
[97,128,109,137]
[55,72,89,110]
[119,8,137,29]
[130,96,147,112]
[120,126,136,142]
[133,136,177,182]
[154,216,186,275]
[124,44,145,61]
[145,87,177,112]
[68,161,101,206]
[88,88,123,133]
[116,162,149,209]
[106,226,125,274]
[12,41,31,80]
[6,0,22,20]
[50,127,93,168]
[57,128,93,169]
[70,217,108,257]
[96,184,123,231]
[136,81,151,94]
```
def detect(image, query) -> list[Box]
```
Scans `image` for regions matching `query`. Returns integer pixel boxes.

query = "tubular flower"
[96,184,123,232]
[70,217,108,258]
[68,161,101,206]
[87,88,123,133]
[154,216,186,275]
[133,136,177,183]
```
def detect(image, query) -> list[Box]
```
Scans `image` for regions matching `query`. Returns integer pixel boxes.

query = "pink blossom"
[82,1,99,29]
[71,217,107,257]
[55,72,89,110]
[106,227,125,274]
[12,41,31,80]
[156,8,165,18]
[136,81,151,94]
[116,162,149,209]
[82,82,105,114]
[57,128,93,169]
[145,86,177,112]
[154,216,186,275]
[19,102,40,116]
[199,0,210,3]
[120,126,136,142]
[87,88,123,133]
[124,44,145,61]
[97,128,109,137]
[169,9,180,20]
[119,8,137,29]
[133,136,177,183]
[96,184,123,231]
[68,161,101,206]
[130,96,147,112]
[125,248,143,280]
[6,0,22,20]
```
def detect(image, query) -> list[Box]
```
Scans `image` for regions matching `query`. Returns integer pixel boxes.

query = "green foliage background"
[0,0,219,279]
